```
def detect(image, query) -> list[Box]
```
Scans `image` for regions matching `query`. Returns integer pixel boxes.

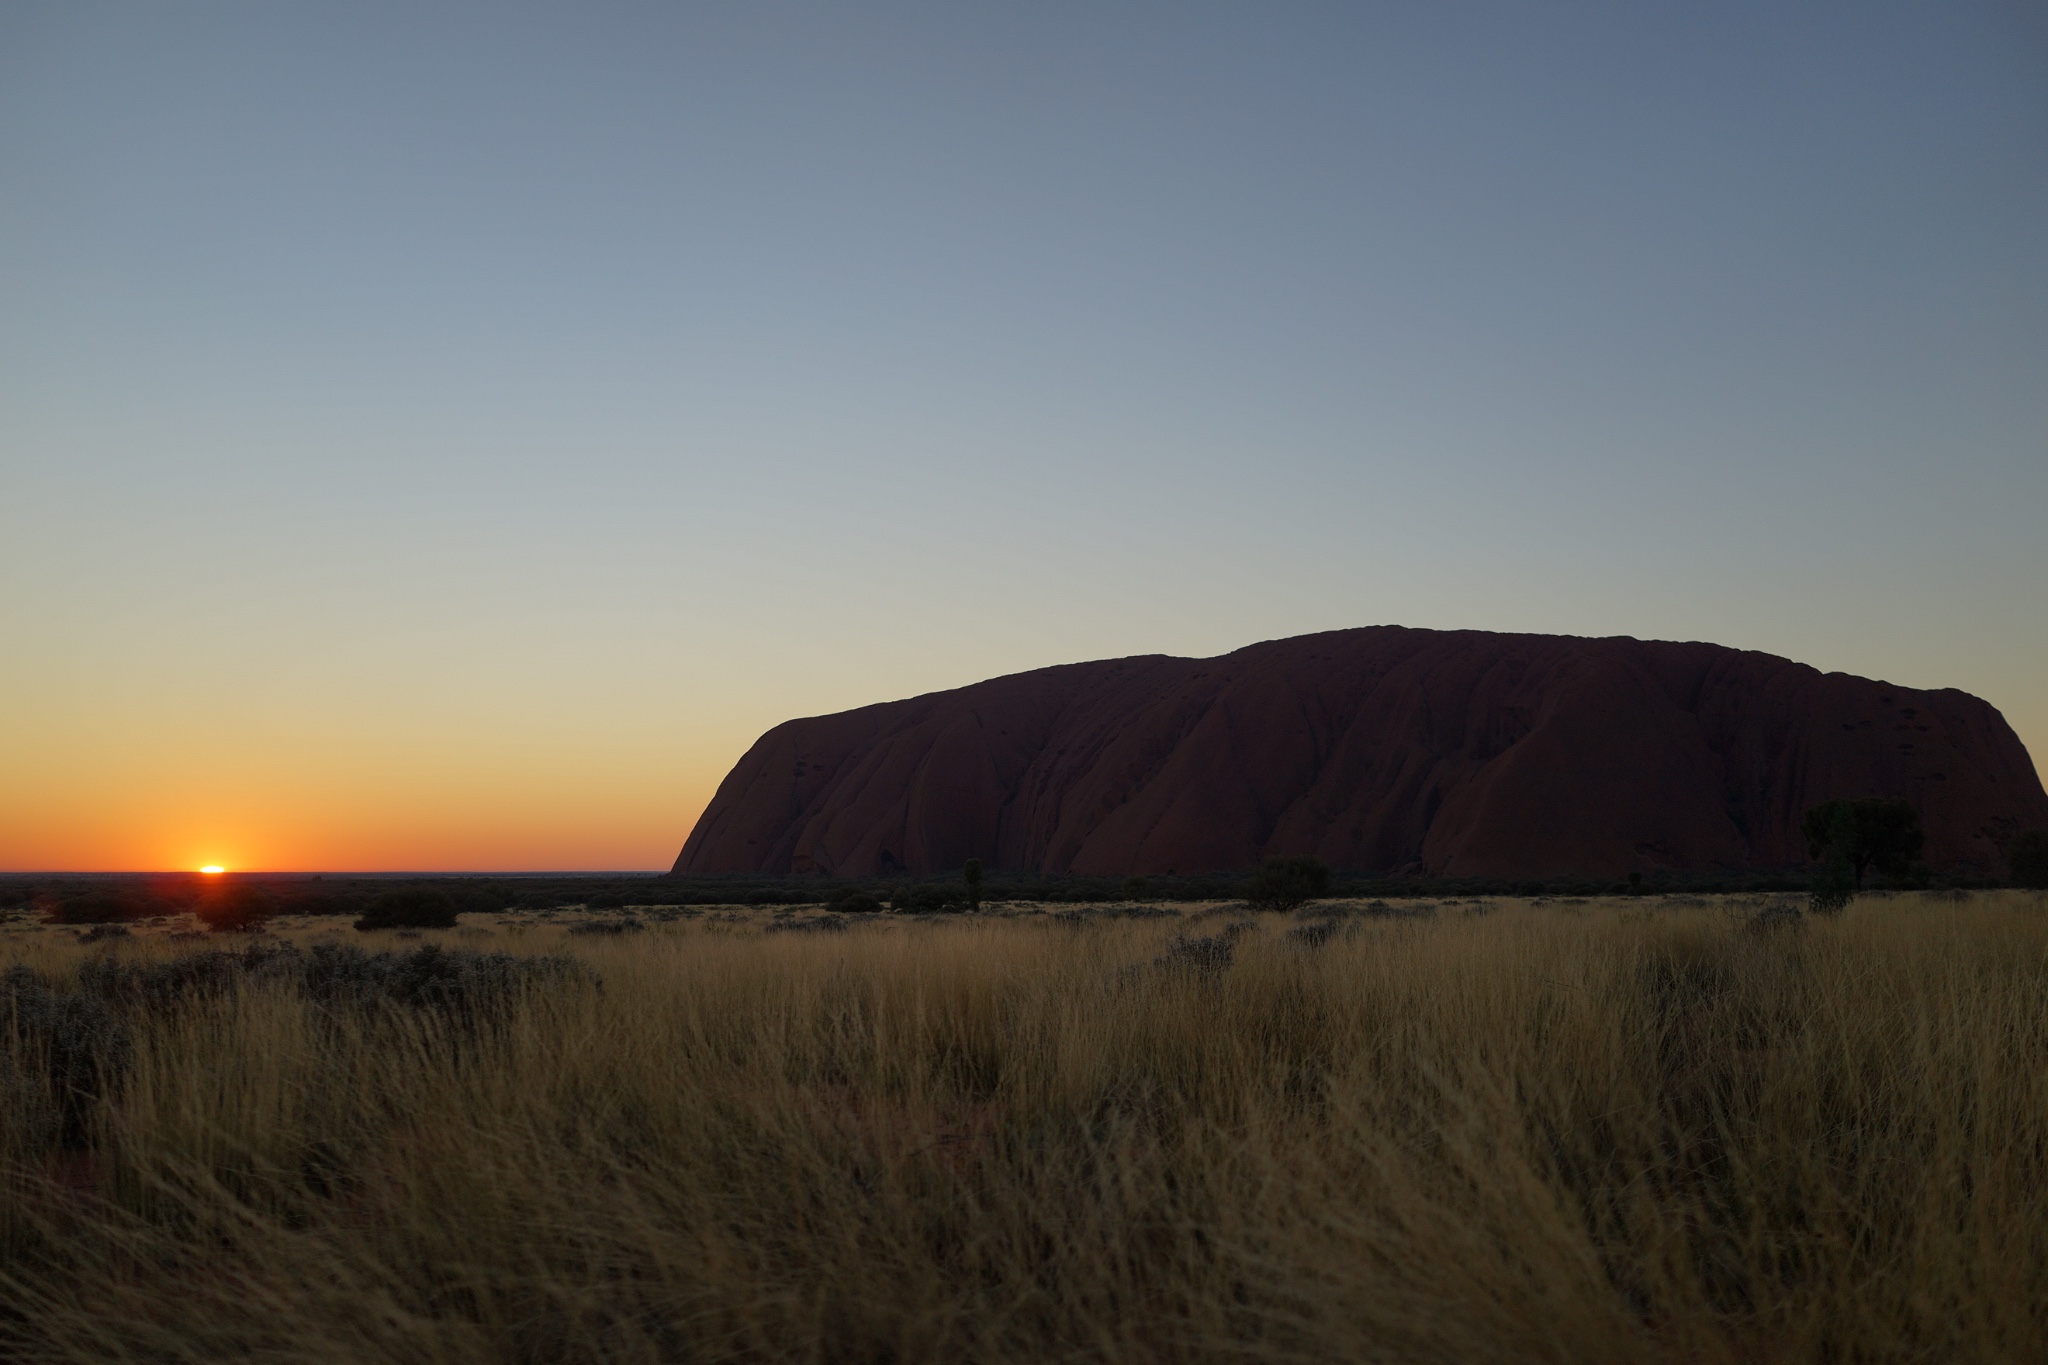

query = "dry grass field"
[4,891,2047,1364]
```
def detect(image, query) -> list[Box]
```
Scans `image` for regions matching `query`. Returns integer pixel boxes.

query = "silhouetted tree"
[2010,830,2048,890]
[1245,856,1330,914]
[1122,875,1150,902]
[963,859,983,912]
[1802,798,1924,894]
[1808,861,1855,915]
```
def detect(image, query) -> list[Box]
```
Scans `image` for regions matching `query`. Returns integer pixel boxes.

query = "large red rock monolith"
[674,628,2046,879]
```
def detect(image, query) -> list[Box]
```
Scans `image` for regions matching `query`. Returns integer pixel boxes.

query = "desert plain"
[5,890,2048,1363]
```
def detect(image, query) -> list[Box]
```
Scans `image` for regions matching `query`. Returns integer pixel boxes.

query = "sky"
[3,1,2043,872]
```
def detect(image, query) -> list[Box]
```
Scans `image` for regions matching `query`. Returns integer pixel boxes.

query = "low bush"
[43,890,138,926]
[195,882,276,933]
[76,941,300,1008]
[356,888,460,931]
[69,940,588,1019]
[1747,904,1805,933]
[892,884,969,914]
[1287,920,1349,948]
[1155,927,1246,972]
[294,942,588,1015]
[766,915,849,934]
[287,889,357,917]
[0,965,130,1152]
[1360,899,1434,919]
[1244,856,1330,913]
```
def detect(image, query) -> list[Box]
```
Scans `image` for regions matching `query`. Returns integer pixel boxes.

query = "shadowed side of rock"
[674,627,2047,879]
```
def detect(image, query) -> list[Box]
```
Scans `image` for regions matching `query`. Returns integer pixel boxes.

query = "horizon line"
[0,869,675,878]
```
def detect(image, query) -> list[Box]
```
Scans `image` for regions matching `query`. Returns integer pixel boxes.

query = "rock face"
[674,628,2047,879]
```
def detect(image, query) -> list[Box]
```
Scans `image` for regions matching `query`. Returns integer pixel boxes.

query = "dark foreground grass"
[3,892,2046,1363]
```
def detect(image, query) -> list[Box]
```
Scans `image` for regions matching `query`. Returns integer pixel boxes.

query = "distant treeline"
[0,862,2024,927]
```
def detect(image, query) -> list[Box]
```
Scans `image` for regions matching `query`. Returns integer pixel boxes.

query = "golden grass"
[4,892,2048,1363]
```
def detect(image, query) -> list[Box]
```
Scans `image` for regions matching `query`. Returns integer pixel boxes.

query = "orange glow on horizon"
[0,756,721,872]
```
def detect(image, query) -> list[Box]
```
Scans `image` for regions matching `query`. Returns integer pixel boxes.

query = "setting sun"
[199,865,225,875]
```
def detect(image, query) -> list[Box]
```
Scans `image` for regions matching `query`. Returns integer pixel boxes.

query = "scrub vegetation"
[10,853,2024,934]
[3,891,2047,1363]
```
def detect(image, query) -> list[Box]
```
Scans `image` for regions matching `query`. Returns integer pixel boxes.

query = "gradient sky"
[3,2,2043,871]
